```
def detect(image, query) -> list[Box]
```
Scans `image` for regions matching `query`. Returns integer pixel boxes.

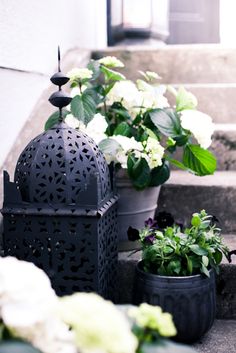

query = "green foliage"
[139,210,229,277]
[70,92,97,125]
[127,154,151,190]
[149,161,170,186]
[183,144,217,176]
[100,65,125,82]
[149,109,182,138]
[44,110,70,130]
[176,86,198,112]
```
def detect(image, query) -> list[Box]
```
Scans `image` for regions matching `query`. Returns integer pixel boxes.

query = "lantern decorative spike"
[49,46,72,121]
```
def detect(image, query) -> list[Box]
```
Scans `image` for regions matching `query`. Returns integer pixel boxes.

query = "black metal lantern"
[1,48,118,299]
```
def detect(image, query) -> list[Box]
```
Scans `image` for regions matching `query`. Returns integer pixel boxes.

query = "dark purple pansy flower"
[144,218,158,228]
[144,234,156,245]
[127,226,140,241]
[156,211,175,229]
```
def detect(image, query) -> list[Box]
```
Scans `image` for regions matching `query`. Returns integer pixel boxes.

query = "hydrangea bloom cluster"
[46,55,217,189]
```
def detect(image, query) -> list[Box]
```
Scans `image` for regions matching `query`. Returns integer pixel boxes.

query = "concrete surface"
[193,320,236,352]
[93,45,236,84]
[158,171,236,233]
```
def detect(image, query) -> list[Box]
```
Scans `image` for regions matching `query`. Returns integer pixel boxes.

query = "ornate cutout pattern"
[14,126,111,205]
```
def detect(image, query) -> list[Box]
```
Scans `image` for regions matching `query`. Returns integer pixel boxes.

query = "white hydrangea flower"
[67,68,93,81]
[0,257,76,353]
[86,113,108,143]
[136,80,169,110]
[108,135,143,168]
[180,110,215,149]
[59,293,138,353]
[99,56,124,68]
[65,114,80,129]
[143,137,165,169]
[111,135,143,153]
[106,80,141,111]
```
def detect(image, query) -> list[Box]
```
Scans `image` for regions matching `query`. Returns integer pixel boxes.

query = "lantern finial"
[48,46,72,122]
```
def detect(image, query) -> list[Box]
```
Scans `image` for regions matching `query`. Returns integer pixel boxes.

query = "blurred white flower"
[129,303,176,338]
[180,110,214,149]
[99,56,124,68]
[59,293,138,353]
[0,257,76,353]
[67,68,93,81]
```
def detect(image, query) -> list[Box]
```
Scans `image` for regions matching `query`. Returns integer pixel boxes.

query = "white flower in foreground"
[0,257,76,353]
[86,113,108,143]
[180,110,215,149]
[129,303,176,338]
[59,293,138,353]
[67,68,93,81]
[106,80,141,111]
[99,56,124,68]
[144,137,165,169]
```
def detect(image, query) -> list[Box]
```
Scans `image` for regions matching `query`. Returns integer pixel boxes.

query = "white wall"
[0,0,107,166]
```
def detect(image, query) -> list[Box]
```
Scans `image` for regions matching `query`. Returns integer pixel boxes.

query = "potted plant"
[45,56,216,250]
[131,210,230,343]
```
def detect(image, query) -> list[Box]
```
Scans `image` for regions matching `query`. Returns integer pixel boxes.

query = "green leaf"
[189,244,208,256]
[202,255,209,267]
[201,264,210,277]
[127,155,151,189]
[44,110,70,131]
[149,161,170,186]
[0,341,42,353]
[100,66,125,82]
[186,255,193,274]
[70,92,97,125]
[114,122,131,136]
[167,260,181,274]
[149,109,182,137]
[87,60,101,80]
[165,156,190,172]
[183,144,217,176]
[213,250,223,265]
[98,138,121,156]
[191,214,201,227]
[176,86,198,112]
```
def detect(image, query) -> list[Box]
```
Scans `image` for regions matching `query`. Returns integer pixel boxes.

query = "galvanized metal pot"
[133,261,216,343]
[115,169,161,251]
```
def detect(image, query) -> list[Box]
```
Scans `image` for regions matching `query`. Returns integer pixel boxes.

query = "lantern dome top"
[14,122,112,207]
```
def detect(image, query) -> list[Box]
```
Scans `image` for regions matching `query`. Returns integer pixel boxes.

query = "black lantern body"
[2,121,118,299]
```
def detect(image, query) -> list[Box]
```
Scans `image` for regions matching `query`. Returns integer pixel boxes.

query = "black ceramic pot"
[133,261,216,343]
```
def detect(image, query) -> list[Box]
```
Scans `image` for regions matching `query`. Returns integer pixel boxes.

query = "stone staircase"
[94,45,236,351]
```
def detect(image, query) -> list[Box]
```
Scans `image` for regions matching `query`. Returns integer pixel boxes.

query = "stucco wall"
[0,0,107,167]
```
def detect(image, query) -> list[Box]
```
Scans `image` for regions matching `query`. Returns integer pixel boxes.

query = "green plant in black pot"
[133,210,230,343]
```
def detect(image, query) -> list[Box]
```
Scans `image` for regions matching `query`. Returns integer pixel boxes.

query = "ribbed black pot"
[133,261,216,343]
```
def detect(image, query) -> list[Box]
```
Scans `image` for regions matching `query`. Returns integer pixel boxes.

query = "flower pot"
[115,170,161,251]
[133,261,216,343]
